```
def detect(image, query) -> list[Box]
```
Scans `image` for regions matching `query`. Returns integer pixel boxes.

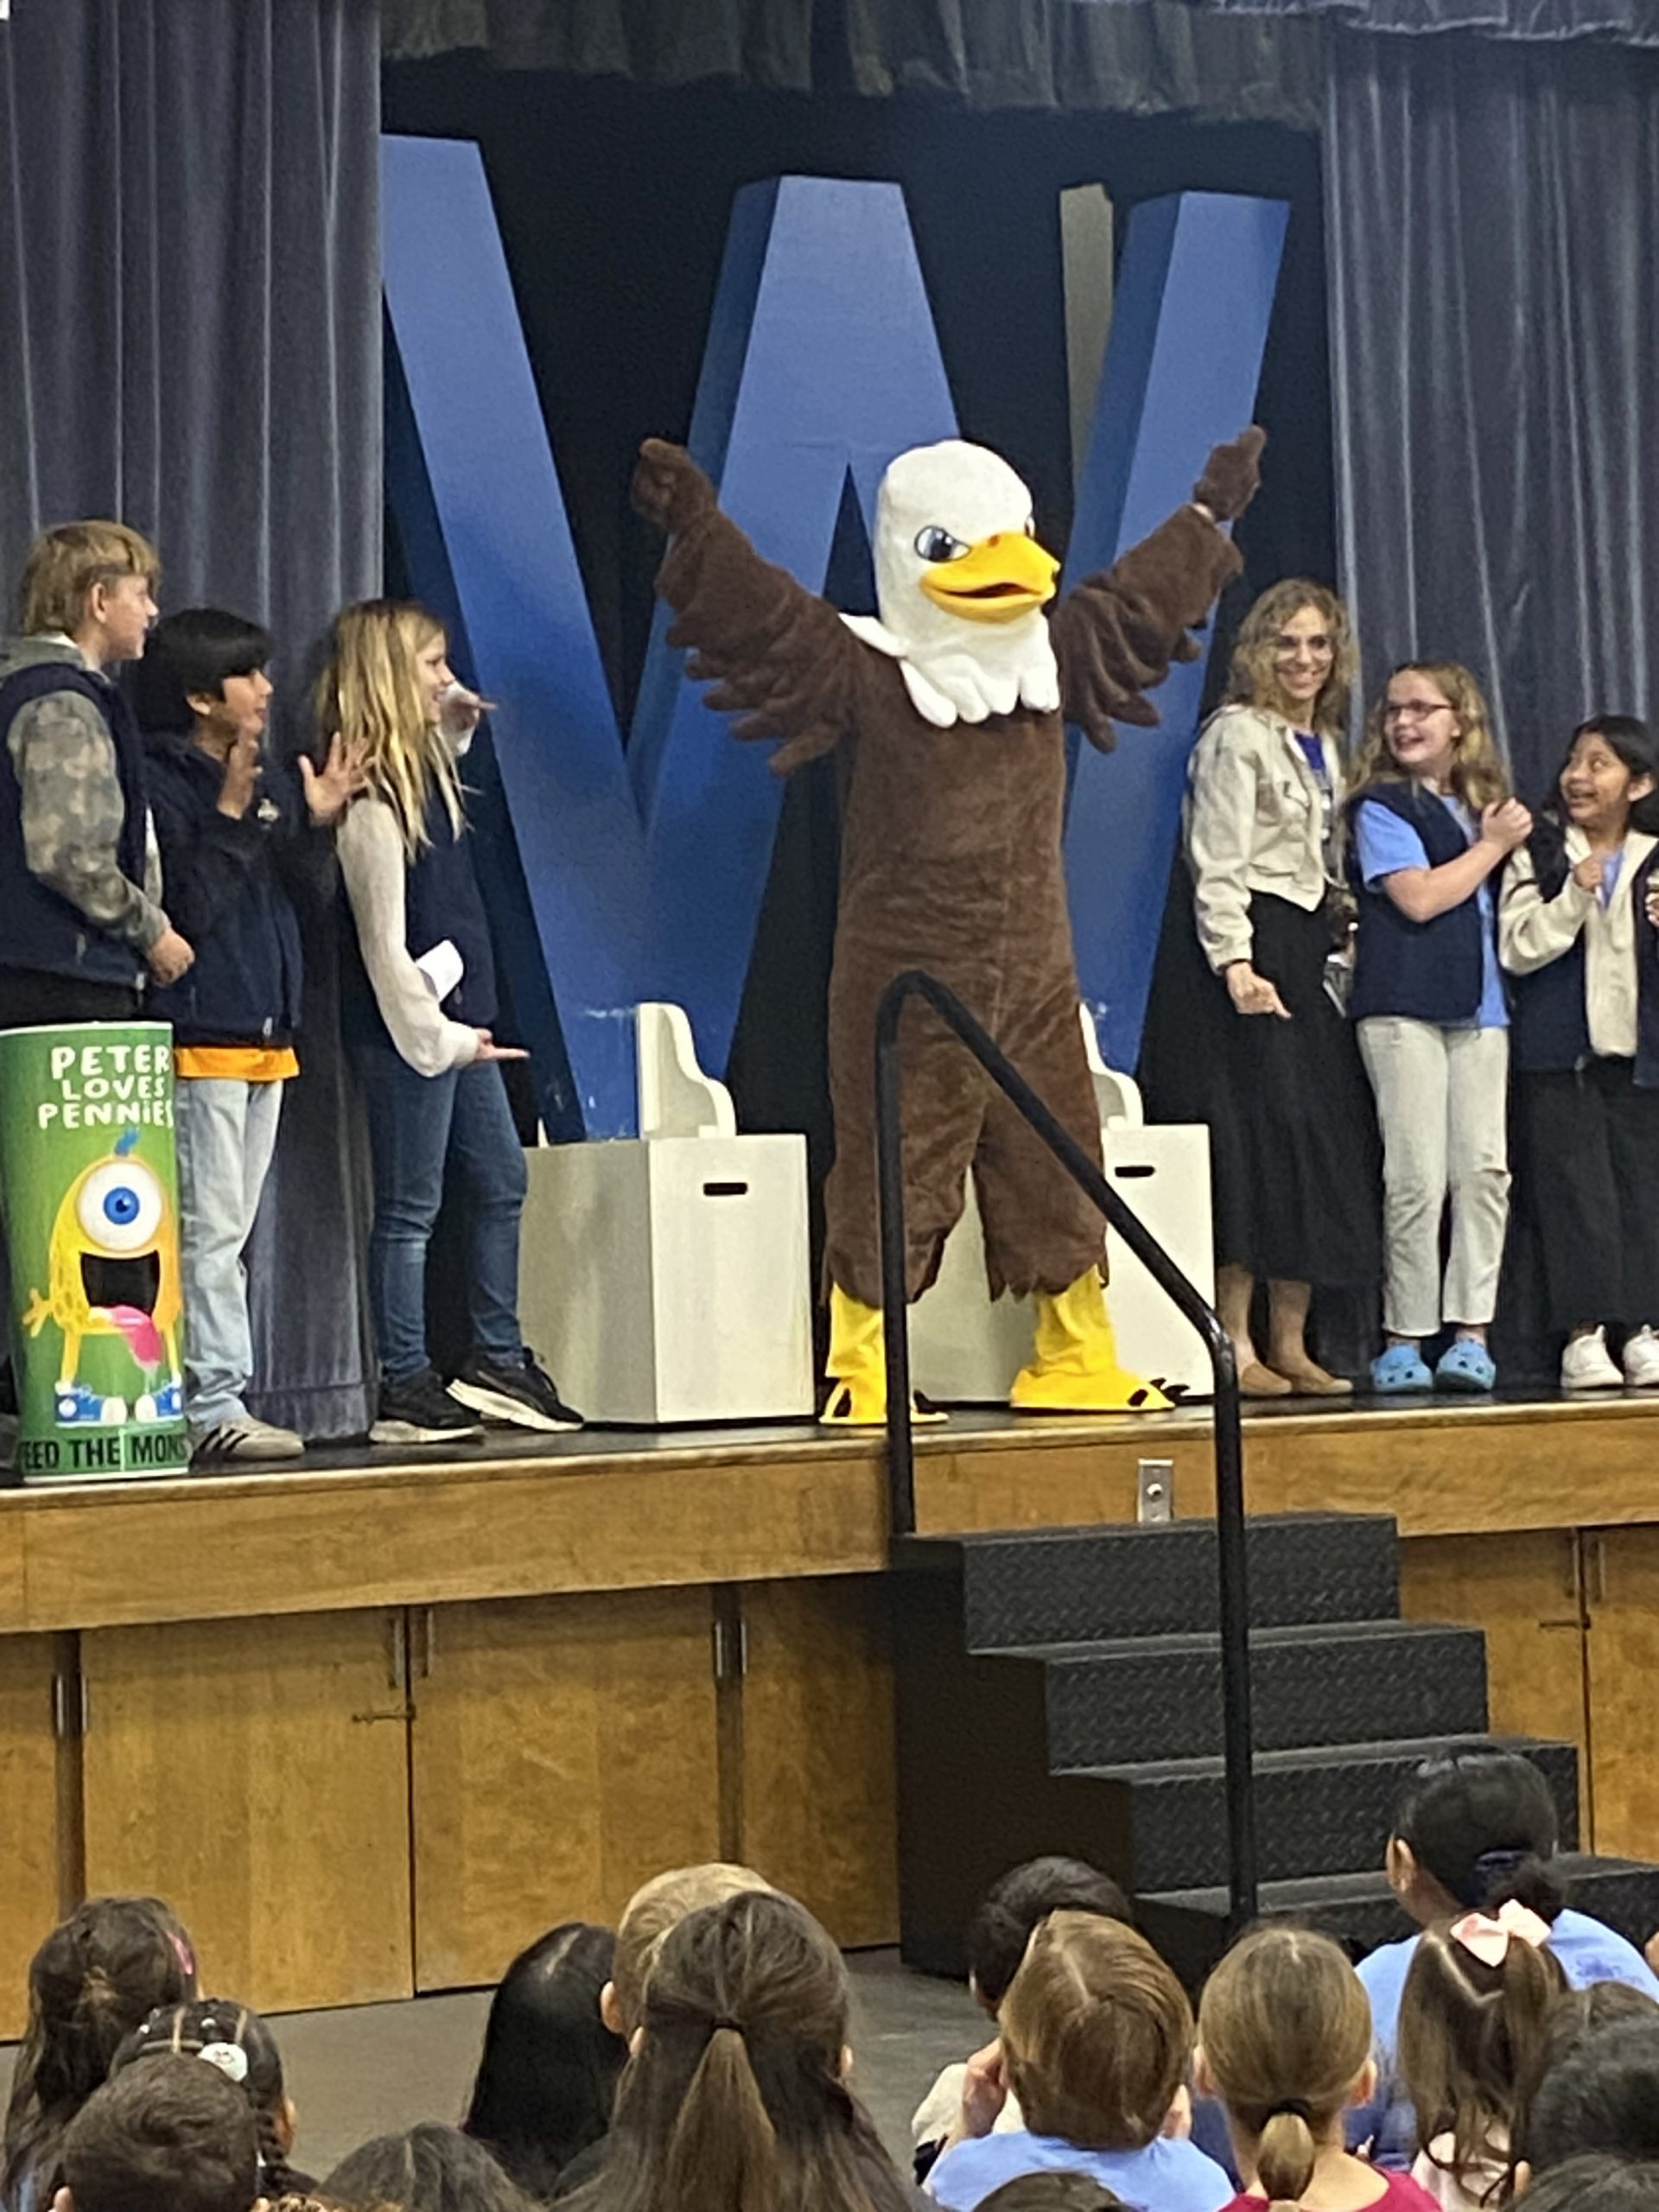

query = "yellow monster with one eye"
[23,1128,184,1427]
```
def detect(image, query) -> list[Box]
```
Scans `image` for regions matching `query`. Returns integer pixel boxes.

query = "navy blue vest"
[1510,832,1659,1085]
[1349,781,1486,1023]
[344,785,498,1054]
[0,661,150,987]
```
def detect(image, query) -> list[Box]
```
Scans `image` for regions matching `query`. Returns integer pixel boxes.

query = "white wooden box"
[519,1135,815,1425]
[909,1121,1217,1403]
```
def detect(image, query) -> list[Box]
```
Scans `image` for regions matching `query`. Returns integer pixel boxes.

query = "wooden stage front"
[2,1390,1656,2033]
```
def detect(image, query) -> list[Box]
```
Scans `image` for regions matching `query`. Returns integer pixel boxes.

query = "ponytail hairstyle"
[566,1888,913,2212]
[1198,1923,1373,2212]
[1353,660,1510,812]
[1397,1916,1567,2197]
[1391,1751,1567,1925]
[2,1897,198,2212]
[110,1999,304,2198]
[313,599,464,858]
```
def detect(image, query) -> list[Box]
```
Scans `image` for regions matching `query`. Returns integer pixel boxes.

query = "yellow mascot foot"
[1010,1272,1173,1414]
[819,1284,949,1427]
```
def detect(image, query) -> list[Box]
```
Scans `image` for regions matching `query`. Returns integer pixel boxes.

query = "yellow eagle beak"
[918,531,1060,624]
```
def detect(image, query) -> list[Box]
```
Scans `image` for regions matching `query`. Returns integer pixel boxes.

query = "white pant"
[174,1077,286,1431]
[1357,1018,1510,1338]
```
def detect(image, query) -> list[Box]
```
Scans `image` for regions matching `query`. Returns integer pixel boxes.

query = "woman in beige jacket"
[1141,581,1380,1395]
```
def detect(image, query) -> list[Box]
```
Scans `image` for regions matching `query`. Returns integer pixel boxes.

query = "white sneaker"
[192,1417,307,1466]
[1561,1327,1623,1390]
[1624,1326,1659,1389]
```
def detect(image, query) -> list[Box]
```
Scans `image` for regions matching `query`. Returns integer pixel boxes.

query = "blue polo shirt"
[1355,795,1508,1029]
[1347,1908,1659,2165]
[926,2127,1231,2212]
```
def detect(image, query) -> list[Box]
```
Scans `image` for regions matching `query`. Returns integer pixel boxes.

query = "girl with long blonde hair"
[1348,662,1529,1394]
[1141,578,1381,1397]
[326,599,582,1444]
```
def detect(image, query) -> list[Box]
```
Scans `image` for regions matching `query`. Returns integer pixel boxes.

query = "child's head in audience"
[110,1999,303,2198]
[603,1862,772,2040]
[1197,1922,1375,2204]
[54,2056,256,2212]
[966,1859,1132,2018]
[324,2122,536,2212]
[1516,2018,1659,2185]
[463,1923,626,2196]
[976,2179,1127,2211]
[3,1898,197,2210]
[1388,1751,1566,1931]
[578,1886,915,2212]
[1518,2154,1659,2209]
[998,1912,1190,2153]
[1541,1980,1659,2075]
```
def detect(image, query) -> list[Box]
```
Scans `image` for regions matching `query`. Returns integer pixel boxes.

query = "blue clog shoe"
[1435,1338,1497,1393]
[1370,1343,1433,1393]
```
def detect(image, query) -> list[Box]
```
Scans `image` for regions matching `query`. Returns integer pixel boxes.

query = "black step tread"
[1141,1852,1659,1917]
[898,1510,1396,1558]
[995,1619,1477,1662]
[1069,1730,1571,1787]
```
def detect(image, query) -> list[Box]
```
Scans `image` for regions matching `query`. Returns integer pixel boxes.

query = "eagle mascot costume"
[633,426,1262,1422]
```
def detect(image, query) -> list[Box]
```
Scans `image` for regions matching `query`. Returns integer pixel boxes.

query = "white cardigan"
[1183,702,1343,974]
[1499,826,1658,1062]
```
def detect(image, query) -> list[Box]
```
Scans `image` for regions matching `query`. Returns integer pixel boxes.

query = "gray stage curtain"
[1325,29,1659,798]
[0,0,383,1440]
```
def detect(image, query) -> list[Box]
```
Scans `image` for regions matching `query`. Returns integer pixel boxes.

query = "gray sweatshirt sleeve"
[337,796,481,1077]
[10,690,170,950]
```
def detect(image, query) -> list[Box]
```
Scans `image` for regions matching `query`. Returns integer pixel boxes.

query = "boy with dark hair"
[0,521,190,1027]
[135,608,363,1465]
[54,2056,257,2212]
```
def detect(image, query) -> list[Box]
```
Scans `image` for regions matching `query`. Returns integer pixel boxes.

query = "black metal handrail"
[874,968,1258,1931]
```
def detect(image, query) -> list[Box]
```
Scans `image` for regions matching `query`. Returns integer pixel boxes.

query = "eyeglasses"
[1385,701,1455,723]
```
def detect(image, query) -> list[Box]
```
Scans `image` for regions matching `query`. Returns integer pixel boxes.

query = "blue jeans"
[175,1076,286,1431]
[355,1049,528,1382]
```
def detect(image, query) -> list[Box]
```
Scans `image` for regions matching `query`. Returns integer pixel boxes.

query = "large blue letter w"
[382,142,1285,1135]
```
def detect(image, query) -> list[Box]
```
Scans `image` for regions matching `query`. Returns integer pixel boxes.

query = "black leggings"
[1522,1059,1659,1332]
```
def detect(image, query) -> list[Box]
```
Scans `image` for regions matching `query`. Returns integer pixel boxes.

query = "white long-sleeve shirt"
[336,793,480,1077]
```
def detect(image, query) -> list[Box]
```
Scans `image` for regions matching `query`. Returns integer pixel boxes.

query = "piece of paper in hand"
[415,939,465,1002]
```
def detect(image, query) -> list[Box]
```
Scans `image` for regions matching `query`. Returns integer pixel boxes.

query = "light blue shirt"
[1355,794,1508,1029]
[1347,1906,1659,2166]
[926,2127,1232,2212]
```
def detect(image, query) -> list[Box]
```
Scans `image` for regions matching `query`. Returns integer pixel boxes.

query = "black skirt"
[1140,871,1382,1290]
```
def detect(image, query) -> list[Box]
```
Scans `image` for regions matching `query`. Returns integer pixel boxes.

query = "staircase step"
[1084,1732,1580,1895]
[1015,1619,1487,1767]
[897,1512,1399,1648]
[1137,1854,1659,1995]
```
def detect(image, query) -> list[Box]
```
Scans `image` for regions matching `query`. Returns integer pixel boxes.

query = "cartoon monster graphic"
[23,1127,184,1427]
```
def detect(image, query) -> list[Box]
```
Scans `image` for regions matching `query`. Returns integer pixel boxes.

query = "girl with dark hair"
[2,1897,197,2212]
[1351,1751,1659,2167]
[1514,2018,1659,2185]
[108,1998,313,2200]
[461,1923,626,2199]
[323,2123,537,2212]
[563,1889,918,2212]
[1395,1912,1566,2207]
[1198,1923,1437,2211]
[1499,715,1659,1389]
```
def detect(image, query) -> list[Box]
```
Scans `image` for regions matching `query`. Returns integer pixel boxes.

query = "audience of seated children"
[54,2057,257,2212]
[1395,1907,1565,2208]
[2,1899,197,2212]
[925,1910,1230,2212]
[1351,1751,1659,2165]
[562,1887,918,2212]
[912,1859,1133,2177]
[461,1923,626,2200]
[323,2122,538,2212]
[108,1997,314,2199]
[1198,1922,1437,2212]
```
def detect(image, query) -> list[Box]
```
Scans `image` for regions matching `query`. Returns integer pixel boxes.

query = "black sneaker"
[448,1351,584,1433]
[370,1368,485,1446]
